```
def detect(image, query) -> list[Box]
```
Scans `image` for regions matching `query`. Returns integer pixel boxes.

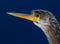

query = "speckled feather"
[33,9,60,44]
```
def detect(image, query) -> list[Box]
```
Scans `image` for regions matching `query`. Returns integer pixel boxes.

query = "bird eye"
[35,14,39,17]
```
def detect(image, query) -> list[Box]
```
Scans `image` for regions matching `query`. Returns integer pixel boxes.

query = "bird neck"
[40,25,60,44]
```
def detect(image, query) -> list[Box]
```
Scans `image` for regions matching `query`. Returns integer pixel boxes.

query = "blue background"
[0,0,60,44]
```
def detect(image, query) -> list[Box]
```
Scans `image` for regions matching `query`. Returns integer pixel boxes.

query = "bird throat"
[38,24,60,44]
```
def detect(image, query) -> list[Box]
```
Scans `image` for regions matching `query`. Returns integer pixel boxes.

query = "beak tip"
[7,12,14,16]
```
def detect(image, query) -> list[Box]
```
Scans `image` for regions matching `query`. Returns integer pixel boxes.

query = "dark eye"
[35,14,39,17]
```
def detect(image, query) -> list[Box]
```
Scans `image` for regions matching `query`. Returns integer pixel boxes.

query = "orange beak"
[7,12,40,22]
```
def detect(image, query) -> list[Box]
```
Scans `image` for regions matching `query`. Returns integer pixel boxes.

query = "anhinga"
[7,9,60,44]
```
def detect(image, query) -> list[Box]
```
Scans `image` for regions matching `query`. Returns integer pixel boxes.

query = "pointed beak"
[7,12,40,22]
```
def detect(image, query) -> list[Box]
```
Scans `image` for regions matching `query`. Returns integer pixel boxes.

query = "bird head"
[7,9,52,28]
[31,9,51,26]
